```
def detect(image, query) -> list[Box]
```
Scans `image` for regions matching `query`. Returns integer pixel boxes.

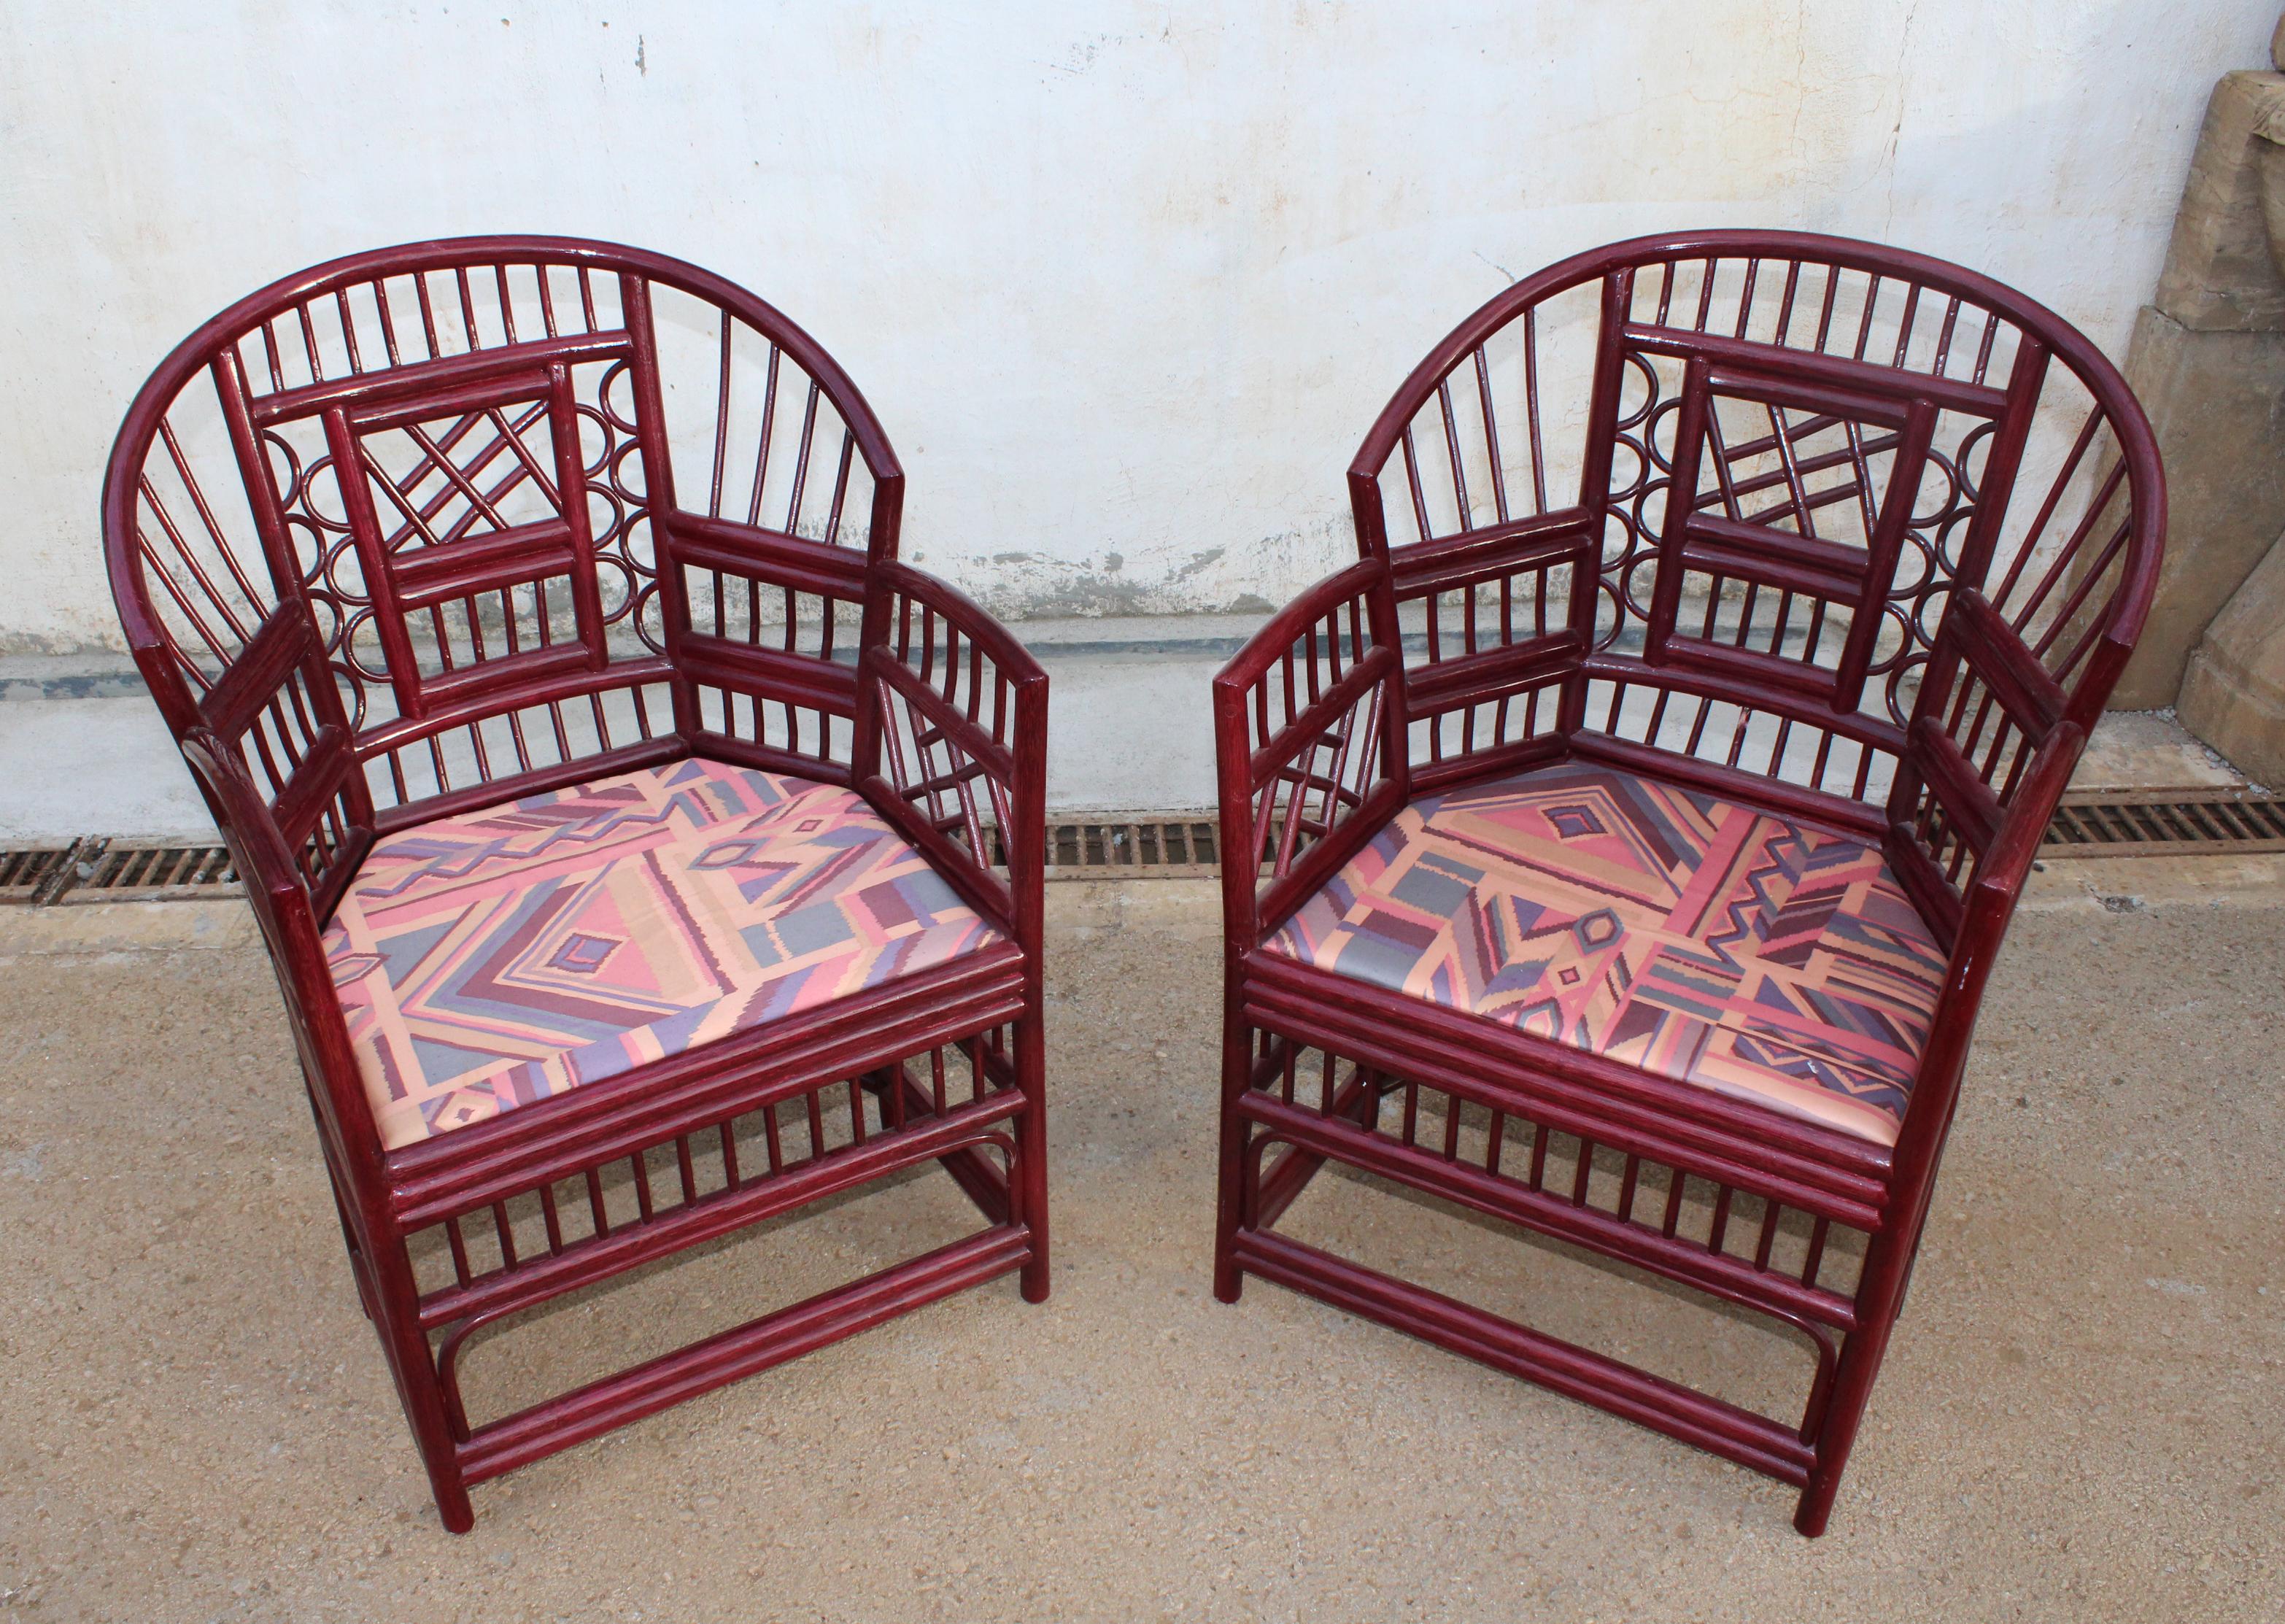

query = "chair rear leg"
[1213,1008,1252,1304]
[1015,1008,1052,1304]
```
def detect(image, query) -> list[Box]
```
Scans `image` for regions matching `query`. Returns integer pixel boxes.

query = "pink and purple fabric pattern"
[323,758,1001,1149]
[1265,762,1949,1145]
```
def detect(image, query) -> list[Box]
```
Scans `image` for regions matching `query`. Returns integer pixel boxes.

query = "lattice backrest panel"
[218,261,662,743]
[110,241,904,830]
[1596,255,2038,727]
[1353,234,2159,808]
[298,344,618,722]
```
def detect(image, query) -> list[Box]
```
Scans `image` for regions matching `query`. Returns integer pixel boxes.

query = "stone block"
[2154,71,2285,332]
[2112,305,2285,707]
[2179,527,2285,786]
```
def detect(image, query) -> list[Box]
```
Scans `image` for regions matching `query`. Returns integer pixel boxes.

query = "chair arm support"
[177,728,391,1185]
[1889,719,2087,1183]
[1215,557,1389,695]
[179,726,312,904]
[1212,557,1404,948]
[856,561,1049,955]
[1967,719,2087,915]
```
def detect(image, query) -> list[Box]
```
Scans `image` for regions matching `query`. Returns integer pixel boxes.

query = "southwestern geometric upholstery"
[325,757,1003,1150]
[1266,762,1948,1147]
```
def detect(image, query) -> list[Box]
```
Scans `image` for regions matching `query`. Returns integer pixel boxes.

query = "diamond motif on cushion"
[1547,804,1606,840]
[548,932,622,975]
[691,838,767,868]
[1572,908,1623,950]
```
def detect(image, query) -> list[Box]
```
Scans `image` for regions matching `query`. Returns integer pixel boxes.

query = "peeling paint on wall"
[0,0,2276,654]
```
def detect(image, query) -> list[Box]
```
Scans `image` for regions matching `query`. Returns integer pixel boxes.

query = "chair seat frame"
[1210,230,2162,1534]
[104,237,1049,1531]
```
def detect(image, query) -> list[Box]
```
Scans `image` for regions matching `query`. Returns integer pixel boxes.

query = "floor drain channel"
[7,821,1227,902]
[12,820,1225,902]
[0,838,239,906]
[0,846,75,905]
[991,817,1220,880]
[2041,792,2285,859]
[12,794,2270,907]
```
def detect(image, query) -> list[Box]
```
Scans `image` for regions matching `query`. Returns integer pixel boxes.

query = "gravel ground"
[1,880,2280,1621]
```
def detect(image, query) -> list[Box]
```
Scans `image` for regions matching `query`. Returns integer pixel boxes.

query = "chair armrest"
[1965,719,2085,917]
[1887,716,2085,1171]
[856,560,1049,954]
[1213,557,1406,948]
[178,727,391,1173]
[165,602,371,915]
[179,725,314,906]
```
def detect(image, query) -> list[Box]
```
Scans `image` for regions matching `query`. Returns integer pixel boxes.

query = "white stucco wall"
[1,0,2276,654]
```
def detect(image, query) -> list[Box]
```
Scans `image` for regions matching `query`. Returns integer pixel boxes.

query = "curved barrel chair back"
[108,239,897,894]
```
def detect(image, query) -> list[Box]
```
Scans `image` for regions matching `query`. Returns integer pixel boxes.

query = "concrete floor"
[1,865,2281,1621]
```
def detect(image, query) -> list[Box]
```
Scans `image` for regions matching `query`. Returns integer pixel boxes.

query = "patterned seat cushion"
[323,758,1002,1150]
[1264,762,1949,1146]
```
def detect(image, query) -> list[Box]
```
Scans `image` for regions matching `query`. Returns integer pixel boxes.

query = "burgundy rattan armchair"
[1210,230,2162,1534]
[101,237,1050,1531]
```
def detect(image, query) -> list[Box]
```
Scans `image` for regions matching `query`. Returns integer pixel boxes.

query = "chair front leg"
[363,1225,476,1534]
[1213,1005,1254,1304]
[1793,1210,1923,1535]
[1015,1004,1052,1304]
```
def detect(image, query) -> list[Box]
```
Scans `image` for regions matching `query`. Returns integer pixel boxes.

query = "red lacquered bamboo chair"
[1211,230,2162,1534]
[101,237,1050,1531]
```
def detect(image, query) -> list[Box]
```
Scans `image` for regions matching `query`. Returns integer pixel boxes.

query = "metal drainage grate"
[9,794,2277,908]
[989,817,1220,880]
[13,821,1229,903]
[0,838,239,906]
[2041,791,2285,859]
[0,846,74,904]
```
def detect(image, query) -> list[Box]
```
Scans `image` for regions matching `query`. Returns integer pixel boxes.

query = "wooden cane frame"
[1210,230,2162,1535]
[102,236,1051,1531]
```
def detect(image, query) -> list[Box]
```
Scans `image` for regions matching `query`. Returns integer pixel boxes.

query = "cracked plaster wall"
[2,0,2276,653]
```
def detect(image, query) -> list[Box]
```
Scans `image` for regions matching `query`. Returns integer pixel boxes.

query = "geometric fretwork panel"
[1641,359,1942,714]
[243,272,663,736]
[1592,261,2024,727]
[321,360,615,719]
